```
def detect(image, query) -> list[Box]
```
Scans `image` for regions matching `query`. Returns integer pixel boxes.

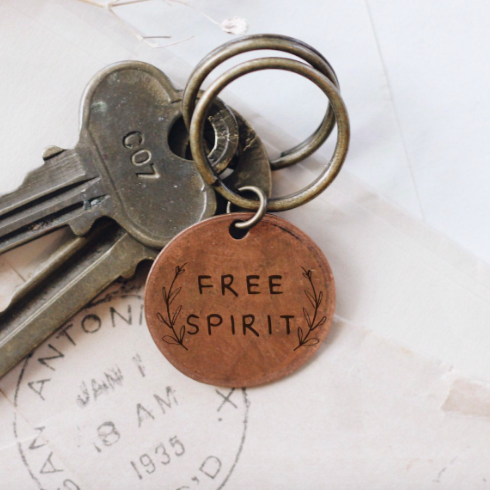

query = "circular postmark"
[145,213,335,387]
[3,271,249,490]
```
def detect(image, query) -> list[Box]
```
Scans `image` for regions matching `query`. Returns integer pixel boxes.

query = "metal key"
[0,220,158,377]
[0,62,272,378]
[0,61,240,254]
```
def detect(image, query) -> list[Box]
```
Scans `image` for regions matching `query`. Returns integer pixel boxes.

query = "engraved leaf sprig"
[294,267,326,351]
[157,263,188,350]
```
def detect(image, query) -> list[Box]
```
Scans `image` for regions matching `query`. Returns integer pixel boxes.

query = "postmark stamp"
[1,271,249,490]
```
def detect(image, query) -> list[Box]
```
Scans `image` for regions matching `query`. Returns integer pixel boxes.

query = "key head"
[77,61,237,248]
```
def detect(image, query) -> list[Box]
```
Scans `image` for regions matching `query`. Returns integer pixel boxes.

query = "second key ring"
[183,34,340,170]
[189,57,350,212]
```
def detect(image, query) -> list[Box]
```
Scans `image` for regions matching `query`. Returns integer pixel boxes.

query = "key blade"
[0,221,157,379]
[0,149,106,254]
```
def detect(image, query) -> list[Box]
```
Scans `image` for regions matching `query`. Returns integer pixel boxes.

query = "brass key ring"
[189,57,350,212]
[182,33,340,171]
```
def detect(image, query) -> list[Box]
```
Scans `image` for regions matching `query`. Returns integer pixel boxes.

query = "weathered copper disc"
[144,213,335,387]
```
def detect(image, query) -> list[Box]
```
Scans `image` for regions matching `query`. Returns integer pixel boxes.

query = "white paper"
[2,1,490,488]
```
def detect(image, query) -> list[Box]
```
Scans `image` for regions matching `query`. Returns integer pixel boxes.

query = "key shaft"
[0,221,157,378]
[0,149,104,254]
[0,62,242,252]
[0,61,274,379]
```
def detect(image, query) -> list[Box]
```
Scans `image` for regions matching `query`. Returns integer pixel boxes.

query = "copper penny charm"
[145,212,335,387]
[146,34,349,387]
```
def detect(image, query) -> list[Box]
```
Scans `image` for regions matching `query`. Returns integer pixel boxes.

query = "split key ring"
[188,56,350,212]
[183,33,341,171]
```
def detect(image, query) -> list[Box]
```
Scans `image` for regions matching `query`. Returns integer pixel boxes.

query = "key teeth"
[120,264,139,280]
[69,221,94,237]
[42,145,66,161]
[67,195,110,236]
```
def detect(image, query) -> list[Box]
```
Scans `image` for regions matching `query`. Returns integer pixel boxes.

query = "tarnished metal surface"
[162,110,272,204]
[190,57,350,212]
[0,35,347,382]
[220,111,272,205]
[0,221,157,378]
[0,61,273,379]
[0,62,238,252]
[145,213,335,387]
[182,33,340,170]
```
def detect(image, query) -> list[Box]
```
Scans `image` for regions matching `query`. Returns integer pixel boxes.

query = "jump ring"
[226,186,268,229]
[183,34,340,170]
[189,57,350,212]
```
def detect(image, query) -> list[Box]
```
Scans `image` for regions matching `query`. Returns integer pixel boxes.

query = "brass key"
[0,61,272,378]
[0,61,241,254]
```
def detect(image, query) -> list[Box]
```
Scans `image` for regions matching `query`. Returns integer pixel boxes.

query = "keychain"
[145,34,350,387]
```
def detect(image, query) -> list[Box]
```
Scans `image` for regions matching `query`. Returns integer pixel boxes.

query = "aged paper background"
[1,1,490,488]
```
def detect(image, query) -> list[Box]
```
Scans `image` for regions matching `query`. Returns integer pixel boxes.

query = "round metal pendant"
[144,214,335,387]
